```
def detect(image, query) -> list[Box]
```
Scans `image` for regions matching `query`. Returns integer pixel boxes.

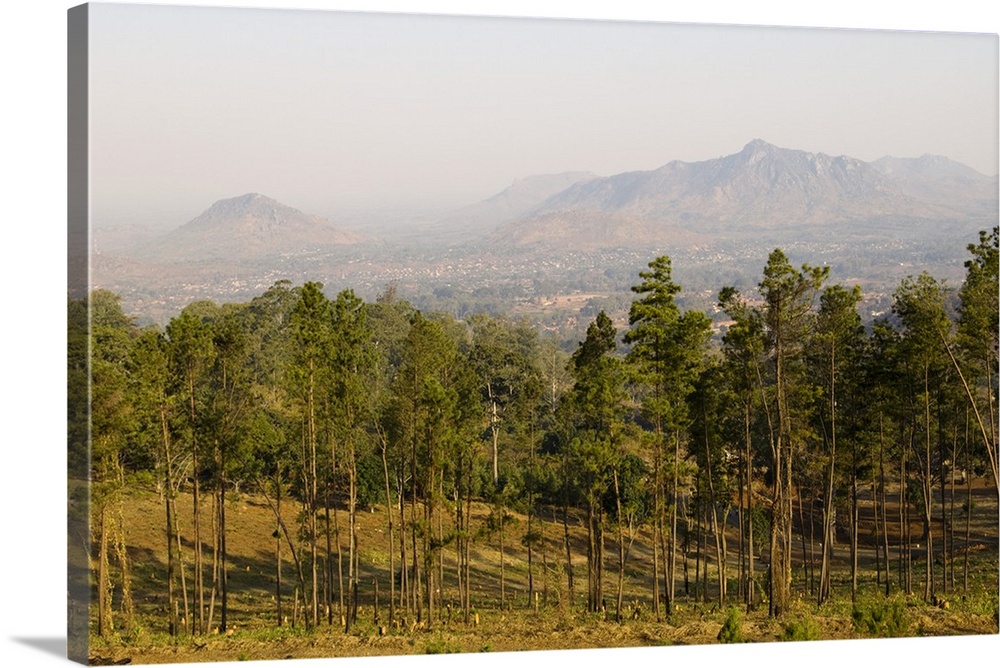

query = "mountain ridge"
[485,140,997,249]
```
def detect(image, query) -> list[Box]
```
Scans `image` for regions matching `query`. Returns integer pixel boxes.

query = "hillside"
[81,475,999,663]
[131,193,363,262]
[486,140,997,250]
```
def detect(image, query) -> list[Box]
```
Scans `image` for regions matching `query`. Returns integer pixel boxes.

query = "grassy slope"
[86,477,999,664]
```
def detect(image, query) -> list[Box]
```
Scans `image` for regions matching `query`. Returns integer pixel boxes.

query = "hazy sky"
[87,2,999,226]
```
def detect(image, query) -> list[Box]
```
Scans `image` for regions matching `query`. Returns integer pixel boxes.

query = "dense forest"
[69,228,998,645]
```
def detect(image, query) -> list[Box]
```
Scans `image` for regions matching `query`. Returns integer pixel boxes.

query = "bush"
[717,607,743,644]
[424,635,461,654]
[852,597,910,638]
[782,616,820,641]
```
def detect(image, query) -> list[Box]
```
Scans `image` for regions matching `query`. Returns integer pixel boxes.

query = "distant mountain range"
[106,141,997,262]
[482,139,997,250]
[91,140,997,324]
[431,171,599,237]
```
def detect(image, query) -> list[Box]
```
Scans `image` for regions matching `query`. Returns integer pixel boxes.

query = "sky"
[85,2,999,226]
[1,4,999,668]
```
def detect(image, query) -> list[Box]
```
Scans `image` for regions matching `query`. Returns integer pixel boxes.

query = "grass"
[84,479,998,663]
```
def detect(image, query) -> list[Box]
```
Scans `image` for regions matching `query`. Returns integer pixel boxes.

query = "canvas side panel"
[67,3,90,665]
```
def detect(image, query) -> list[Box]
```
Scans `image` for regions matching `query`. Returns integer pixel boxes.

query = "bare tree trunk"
[325,479,333,627]
[745,403,755,611]
[850,442,859,602]
[796,492,808,599]
[334,499,345,625]
[398,475,408,613]
[923,365,935,603]
[275,469,283,626]
[963,447,973,592]
[464,464,473,622]
[192,420,204,632]
[307,372,319,629]
[499,501,506,610]
[652,450,661,619]
[160,405,179,635]
[879,414,890,597]
[97,502,112,637]
[704,434,725,605]
[562,452,575,609]
[346,434,358,632]
[669,432,680,610]
[614,469,625,621]
[737,445,746,603]
[113,494,135,635]
[254,469,307,627]
[379,434,395,625]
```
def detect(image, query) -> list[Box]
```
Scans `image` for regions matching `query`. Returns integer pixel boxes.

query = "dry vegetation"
[86,476,998,665]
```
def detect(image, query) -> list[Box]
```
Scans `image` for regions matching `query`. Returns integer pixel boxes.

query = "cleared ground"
[84,476,999,664]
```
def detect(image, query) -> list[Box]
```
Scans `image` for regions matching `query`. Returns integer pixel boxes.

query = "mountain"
[133,193,362,261]
[487,140,997,250]
[441,171,598,229]
[871,154,998,208]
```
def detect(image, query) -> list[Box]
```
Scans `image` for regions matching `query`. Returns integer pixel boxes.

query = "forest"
[69,228,999,656]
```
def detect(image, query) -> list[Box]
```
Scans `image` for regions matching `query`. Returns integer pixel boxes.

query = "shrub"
[782,616,820,641]
[717,607,743,644]
[852,597,910,638]
[424,635,461,654]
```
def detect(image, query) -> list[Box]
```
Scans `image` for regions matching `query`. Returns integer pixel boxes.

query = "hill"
[429,171,599,239]
[132,193,363,262]
[486,140,997,250]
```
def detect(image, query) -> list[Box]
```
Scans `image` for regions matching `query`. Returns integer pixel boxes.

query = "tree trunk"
[379,435,395,625]
[669,432,680,610]
[923,364,935,603]
[220,460,229,632]
[190,373,205,635]
[98,502,112,637]
[614,468,625,621]
[160,405,178,635]
[562,453,575,609]
[276,469,283,626]
[398,475,408,613]
[704,434,725,605]
[745,402,755,610]
[652,451,661,619]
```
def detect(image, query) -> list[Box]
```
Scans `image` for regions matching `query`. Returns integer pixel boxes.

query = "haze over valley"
[92,140,998,336]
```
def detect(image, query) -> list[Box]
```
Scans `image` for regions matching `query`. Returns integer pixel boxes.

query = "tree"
[468,314,544,606]
[625,256,711,617]
[288,281,332,628]
[204,308,255,632]
[564,311,626,613]
[810,284,864,603]
[392,311,465,623]
[758,249,828,617]
[956,228,999,492]
[90,291,140,638]
[131,327,188,634]
[328,289,376,630]
[893,272,950,602]
[690,361,736,606]
[165,306,215,633]
[718,286,767,610]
